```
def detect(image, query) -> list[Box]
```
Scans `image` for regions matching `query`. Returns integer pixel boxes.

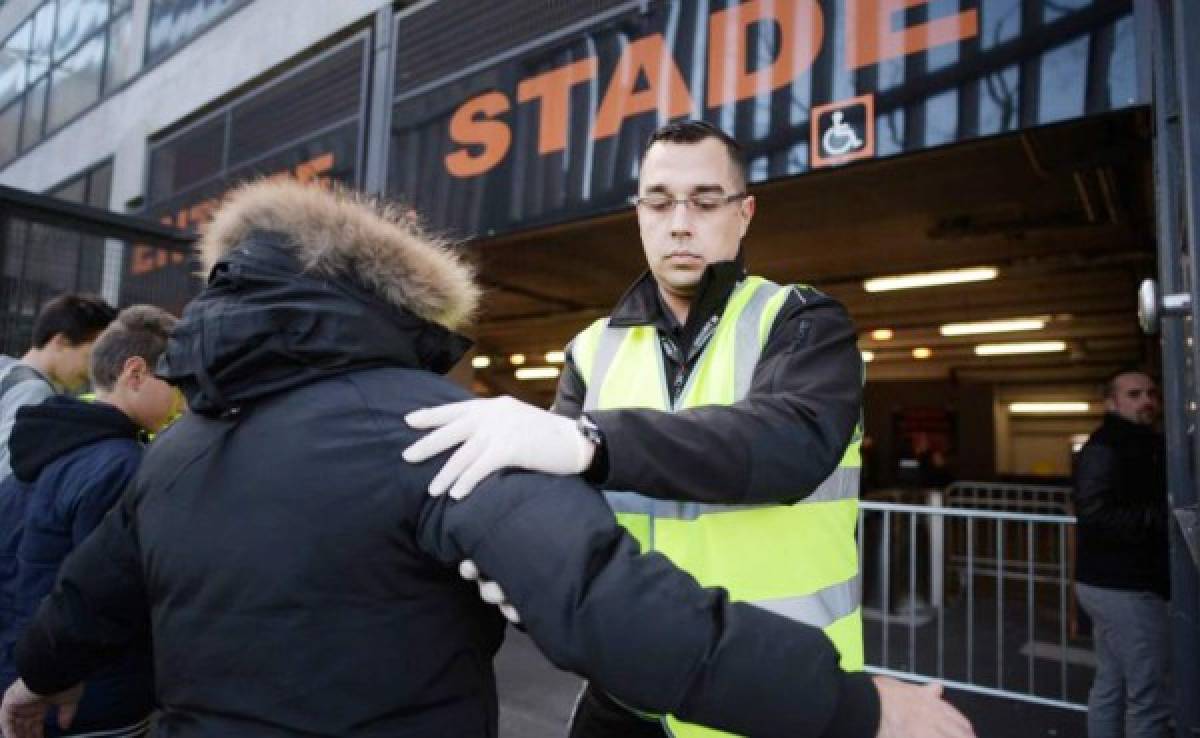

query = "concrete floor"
[494,628,1088,738]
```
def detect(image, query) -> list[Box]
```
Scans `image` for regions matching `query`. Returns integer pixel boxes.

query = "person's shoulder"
[340,366,474,410]
[60,438,142,479]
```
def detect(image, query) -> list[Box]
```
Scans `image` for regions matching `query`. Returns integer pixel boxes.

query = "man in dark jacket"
[0,180,970,738]
[0,305,180,737]
[1073,369,1171,738]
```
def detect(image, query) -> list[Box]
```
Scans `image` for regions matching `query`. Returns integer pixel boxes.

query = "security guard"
[406,121,912,738]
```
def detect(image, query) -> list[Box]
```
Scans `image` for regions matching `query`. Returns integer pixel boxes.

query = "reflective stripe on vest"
[569,277,865,738]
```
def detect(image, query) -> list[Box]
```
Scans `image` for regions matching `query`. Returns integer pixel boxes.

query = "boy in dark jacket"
[0,305,180,737]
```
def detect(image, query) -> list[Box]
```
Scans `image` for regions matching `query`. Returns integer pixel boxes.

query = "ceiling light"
[863,266,998,293]
[471,356,491,369]
[940,317,1048,336]
[870,329,894,341]
[861,350,875,362]
[515,367,560,381]
[509,353,526,366]
[975,341,1066,356]
[912,347,933,359]
[544,350,566,364]
[1009,402,1091,414]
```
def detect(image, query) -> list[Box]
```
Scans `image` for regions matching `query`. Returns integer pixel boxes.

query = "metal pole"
[362,5,396,196]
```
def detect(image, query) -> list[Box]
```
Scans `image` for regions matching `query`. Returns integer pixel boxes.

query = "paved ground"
[495,628,1089,738]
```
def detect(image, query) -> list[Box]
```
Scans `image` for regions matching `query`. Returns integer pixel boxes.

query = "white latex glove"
[0,680,82,738]
[459,559,521,624]
[404,396,596,500]
[873,677,974,738]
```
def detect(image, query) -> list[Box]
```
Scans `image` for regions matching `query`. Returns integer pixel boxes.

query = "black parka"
[16,181,879,738]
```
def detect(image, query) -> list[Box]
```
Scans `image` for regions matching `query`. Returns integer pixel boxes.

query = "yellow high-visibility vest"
[570,276,864,738]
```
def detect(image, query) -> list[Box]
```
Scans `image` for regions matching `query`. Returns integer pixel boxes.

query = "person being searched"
[0,179,971,738]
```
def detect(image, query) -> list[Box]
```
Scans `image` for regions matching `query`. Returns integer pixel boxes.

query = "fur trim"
[198,179,479,330]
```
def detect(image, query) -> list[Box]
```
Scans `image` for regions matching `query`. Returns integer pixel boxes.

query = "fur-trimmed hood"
[159,180,476,417]
[199,179,479,331]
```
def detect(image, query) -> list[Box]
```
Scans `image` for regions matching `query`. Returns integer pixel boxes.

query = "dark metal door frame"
[1141,1,1200,735]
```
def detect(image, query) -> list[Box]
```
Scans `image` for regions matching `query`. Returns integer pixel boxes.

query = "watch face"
[578,416,603,446]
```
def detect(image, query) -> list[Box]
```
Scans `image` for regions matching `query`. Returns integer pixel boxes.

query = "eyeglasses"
[630,192,748,214]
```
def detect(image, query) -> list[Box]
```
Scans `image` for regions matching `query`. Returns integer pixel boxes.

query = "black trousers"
[568,685,667,738]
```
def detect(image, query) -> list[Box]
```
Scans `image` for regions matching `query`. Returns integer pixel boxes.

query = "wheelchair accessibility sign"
[811,94,875,168]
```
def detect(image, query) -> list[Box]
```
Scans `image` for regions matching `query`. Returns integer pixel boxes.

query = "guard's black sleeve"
[15,484,151,696]
[416,468,880,738]
[556,291,862,504]
[1073,443,1166,544]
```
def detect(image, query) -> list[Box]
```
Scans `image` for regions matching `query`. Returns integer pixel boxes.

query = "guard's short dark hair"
[31,294,117,349]
[1103,366,1155,399]
[89,305,178,392]
[640,120,748,191]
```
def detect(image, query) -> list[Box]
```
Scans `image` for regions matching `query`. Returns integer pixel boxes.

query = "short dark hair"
[640,120,748,191]
[89,305,178,392]
[31,294,117,349]
[1103,366,1155,399]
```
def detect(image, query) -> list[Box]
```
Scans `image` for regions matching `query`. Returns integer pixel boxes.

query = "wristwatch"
[576,414,605,449]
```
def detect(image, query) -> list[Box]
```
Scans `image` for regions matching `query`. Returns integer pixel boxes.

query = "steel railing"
[859,491,1090,711]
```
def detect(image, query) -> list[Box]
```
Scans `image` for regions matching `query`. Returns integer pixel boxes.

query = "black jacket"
[1072,412,1170,598]
[16,181,878,738]
[0,397,154,733]
[558,263,862,504]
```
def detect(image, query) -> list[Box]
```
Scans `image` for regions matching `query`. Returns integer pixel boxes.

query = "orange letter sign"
[593,34,694,141]
[708,0,823,107]
[517,58,599,155]
[446,91,512,178]
[846,0,978,69]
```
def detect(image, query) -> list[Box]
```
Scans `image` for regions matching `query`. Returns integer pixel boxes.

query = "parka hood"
[160,181,477,417]
[198,179,479,330]
[9,396,140,483]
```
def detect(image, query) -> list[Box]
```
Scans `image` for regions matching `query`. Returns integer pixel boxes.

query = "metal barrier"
[0,184,196,354]
[945,481,1072,515]
[859,494,1091,711]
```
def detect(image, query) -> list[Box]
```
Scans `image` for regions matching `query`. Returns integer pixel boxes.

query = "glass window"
[0,21,32,108]
[87,160,112,207]
[980,0,1020,51]
[46,33,102,131]
[0,100,22,164]
[54,0,108,62]
[20,77,47,150]
[146,0,240,64]
[29,2,57,81]
[103,11,136,93]
[1044,0,1092,24]
[50,173,88,202]
[1038,36,1090,124]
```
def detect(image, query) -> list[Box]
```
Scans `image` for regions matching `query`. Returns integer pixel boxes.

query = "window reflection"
[20,77,46,150]
[147,0,241,64]
[29,2,56,81]
[979,65,1019,135]
[0,101,21,163]
[0,22,32,108]
[54,0,108,62]
[47,34,102,131]
[980,0,1021,51]
[104,13,136,93]
[1038,36,1090,124]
